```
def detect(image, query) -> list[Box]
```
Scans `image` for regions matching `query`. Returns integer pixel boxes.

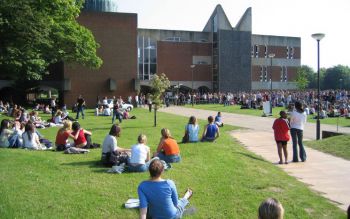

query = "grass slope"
[0,109,346,218]
[305,135,350,161]
[187,104,350,127]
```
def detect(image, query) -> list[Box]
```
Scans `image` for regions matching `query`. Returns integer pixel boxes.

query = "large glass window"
[137,35,157,80]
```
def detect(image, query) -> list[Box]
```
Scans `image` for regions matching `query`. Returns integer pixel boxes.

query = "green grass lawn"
[0,109,346,218]
[305,135,350,161]
[187,104,350,127]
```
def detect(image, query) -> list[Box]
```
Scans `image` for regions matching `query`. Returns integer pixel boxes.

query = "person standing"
[76,95,85,120]
[51,97,57,118]
[272,111,290,164]
[290,101,307,162]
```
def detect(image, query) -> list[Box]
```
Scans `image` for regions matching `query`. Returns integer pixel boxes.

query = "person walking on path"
[290,101,307,162]
[76,95,85,120]
[272,111,290,164]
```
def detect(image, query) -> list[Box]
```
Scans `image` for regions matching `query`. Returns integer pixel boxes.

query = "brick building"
[0,1,300,107]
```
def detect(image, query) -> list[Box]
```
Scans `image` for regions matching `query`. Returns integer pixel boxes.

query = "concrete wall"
[218,30,251,91]
[63,11,137,107]
[138,29,210,43]
[251,81,297,90]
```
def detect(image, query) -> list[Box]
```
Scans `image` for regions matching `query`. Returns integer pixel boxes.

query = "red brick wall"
[63,12,137,107]
[251,65,298,82]
[157,42,212,82]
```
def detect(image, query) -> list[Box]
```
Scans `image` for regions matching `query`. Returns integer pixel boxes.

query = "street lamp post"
[268,53,275,116]
[190,65,196,107]
[312,33,325,140]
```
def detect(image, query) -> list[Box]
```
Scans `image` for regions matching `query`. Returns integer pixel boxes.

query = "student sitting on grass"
[272,111,290,164]
[0,119,14,148]
[71,121,92,148]
[154,128,181,163]
[215,111,224,127]
[101,124,130,166]
[55,120,76,151]
[183,116,199,143]
[201,116,220,142]
[22,123,47,150]
[138,159,193,219]
[258,198,284,219]
[127,134,150,172]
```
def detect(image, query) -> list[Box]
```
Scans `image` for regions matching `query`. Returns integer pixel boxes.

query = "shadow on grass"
[62,160,105,168]
[235,152,267,162]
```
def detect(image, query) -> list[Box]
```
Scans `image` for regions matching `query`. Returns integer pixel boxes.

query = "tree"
[295,66,310,90]
[322,65,350,90]
[0,0,102,80]
[150,73,170,127]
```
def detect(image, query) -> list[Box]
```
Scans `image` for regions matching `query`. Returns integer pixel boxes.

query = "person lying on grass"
[201,116,220,142]
[101,124,130,166]
[138,159,193,219]
[154,128,181,163]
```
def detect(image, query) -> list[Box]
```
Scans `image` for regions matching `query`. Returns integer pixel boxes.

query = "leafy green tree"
[0,0,102,80]
[295,66,310,90]
[322,65,350,89]
[150,73,170,127]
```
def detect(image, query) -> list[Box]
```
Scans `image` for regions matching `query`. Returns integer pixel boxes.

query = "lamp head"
[311,33,325,41]
[268,53,275,58]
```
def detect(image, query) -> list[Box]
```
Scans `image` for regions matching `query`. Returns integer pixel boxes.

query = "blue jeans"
[291,128,307,162]
[175,198,189,219]
[112,111,122,124]
[76,106,85,119]
[127,164,147,172]
[157,152,181,163]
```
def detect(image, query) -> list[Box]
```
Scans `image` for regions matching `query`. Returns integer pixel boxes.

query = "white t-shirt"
[102,135,120,153]
[22,132,41,150]
[290,111,307,130]
[129,143,150,165]
[103,108,111,116]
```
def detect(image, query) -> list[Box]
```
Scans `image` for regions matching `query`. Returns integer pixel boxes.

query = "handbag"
[182,125,190,143]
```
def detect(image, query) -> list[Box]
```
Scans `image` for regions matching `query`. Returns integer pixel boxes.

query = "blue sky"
[117,0,350,69]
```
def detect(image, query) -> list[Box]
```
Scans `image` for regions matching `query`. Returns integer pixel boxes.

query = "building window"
[264,45,267,58]
[280,66,288,82]
[260,66,268,82]
[286,46,294,59]
[254,45,259,58]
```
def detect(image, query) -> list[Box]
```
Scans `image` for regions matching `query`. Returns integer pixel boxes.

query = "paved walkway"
[159,106,350,210]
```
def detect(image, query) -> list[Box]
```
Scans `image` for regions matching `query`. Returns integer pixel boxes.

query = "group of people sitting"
[100,125,181,172]
[0,119,52,150]
[183,112,223,143]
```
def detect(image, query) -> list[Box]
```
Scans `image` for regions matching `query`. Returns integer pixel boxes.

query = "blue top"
[186,124,199,142]
[205,124,218,139]
[138,180,178,219]
[215,115,222,123]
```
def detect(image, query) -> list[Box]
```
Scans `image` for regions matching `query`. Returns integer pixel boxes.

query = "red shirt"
[272,118,290,141]
[72,129,87,145]
[55,130,70,145]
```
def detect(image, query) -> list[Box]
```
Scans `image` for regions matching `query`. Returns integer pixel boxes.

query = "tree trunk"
[154,107,157,127]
